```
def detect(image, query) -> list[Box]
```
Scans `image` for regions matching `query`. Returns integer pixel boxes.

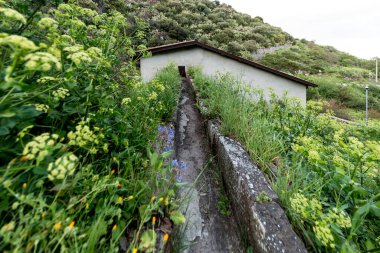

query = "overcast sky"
[219,0,380,60]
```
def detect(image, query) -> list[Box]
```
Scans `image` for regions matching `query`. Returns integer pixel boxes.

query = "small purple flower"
[180,161,187,172]
[166,145,172,152]
[176,176,183,183]
[172,159,179,167]
[168,133,175,142]
[158,125,165,133]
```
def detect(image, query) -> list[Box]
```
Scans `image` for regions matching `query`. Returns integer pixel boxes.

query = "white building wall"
[140,48,307,105]
[141,48,205,82]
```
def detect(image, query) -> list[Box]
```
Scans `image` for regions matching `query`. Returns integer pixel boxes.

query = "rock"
[207,120,307,253]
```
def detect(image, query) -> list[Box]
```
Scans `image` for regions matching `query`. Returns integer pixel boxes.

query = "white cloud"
[219,0,380,59]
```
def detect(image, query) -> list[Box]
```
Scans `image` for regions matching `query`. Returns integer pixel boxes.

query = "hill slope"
[84,0,380,118]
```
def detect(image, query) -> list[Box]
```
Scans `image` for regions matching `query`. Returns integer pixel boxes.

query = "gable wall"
[140,48,306,105]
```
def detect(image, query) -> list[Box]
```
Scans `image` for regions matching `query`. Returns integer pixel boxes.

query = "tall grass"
[190,68,380,252]
[190,69,284,174]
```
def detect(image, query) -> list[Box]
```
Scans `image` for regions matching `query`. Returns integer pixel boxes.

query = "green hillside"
[260,41,380,119]
[102,0,294,53]
[79,0,379,120]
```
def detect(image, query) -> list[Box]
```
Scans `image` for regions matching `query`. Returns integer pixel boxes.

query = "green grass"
[189,68,380,252]
[192,70,284,172]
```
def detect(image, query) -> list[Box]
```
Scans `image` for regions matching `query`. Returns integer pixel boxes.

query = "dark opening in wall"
[178,66,186,77]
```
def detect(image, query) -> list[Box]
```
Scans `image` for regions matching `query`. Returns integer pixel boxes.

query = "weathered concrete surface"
[141,47,307,105]
[175,78,243,253]
[207,121,307,253]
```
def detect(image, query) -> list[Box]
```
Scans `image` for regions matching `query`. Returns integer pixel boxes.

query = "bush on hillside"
[0,2,184,251]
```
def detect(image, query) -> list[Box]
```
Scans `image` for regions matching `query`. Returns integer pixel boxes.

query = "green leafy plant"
[190,68,380,252]
[0,2,183,252]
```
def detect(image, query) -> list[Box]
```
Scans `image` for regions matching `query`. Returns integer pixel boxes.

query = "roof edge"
[146,40,317,87]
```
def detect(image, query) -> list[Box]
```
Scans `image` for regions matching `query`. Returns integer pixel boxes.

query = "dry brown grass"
[326,99,352,120]
[369,109,380,119]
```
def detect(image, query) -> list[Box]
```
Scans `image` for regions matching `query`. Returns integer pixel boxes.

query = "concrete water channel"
[174,77,244,253]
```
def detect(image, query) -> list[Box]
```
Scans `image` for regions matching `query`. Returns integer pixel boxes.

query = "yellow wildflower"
[290,193,309,219]
[67,51,92,66]
[333,129,345,143]
[0,7,26,24]
[121,97,131,106]
[309,198,323,219]
[87,47,102,58]
[63,45,83,53]
[313,220,335,248]
[308,150,320,162]
[156,83,165,92]
[54,223,62,230]
[0,34,37,50]
[67,120,101,148]
[23,133,59,160]
[38,17,58,30]
[89,147,98,154]
[127,196,134,201]
[22,182,27,188]
[52,88,70,101]
[152,216,157,225]
[326,208,351,228]
[34,104,49,113]
[1,221,15,233]
[103,143,109,153]
[24,52,61,71]
[110,83,119,90]
[148,92,158,101]
[117,196,123,203]
[37,76,57,83]
[332,154,346,168]
[112,224,117,231]
[47,153,78,181]
[68,221,75,231]
[163,233,169,242]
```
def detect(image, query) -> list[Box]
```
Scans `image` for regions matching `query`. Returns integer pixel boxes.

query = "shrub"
[0,2,183,252]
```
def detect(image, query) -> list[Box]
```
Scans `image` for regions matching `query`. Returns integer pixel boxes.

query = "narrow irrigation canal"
[175,76,243,253]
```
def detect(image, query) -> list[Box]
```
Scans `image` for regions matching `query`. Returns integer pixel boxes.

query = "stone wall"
[252,44,292,60]
[188,76,308,253]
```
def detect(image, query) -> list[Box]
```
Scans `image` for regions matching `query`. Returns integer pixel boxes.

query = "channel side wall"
[187,76,307,253]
